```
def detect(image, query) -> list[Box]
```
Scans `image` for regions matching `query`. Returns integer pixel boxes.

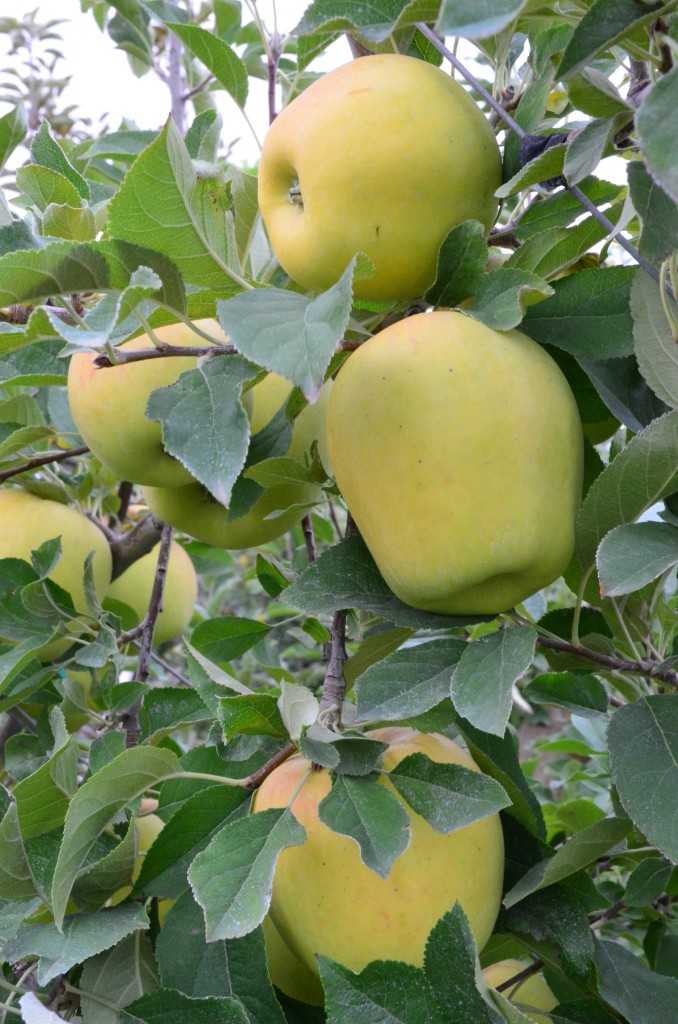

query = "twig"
[0,445,89,484]
[181,73,214,101]
[168,29,185,133]
[267,32,281,123]
[106,514,165,581]
[93,344,234,368]
[495,959,544,994]
[132,640,192,686]
[244,741,297,789]
[318,610,348,730]
[627,59,651,107]
[301,513,316,563]
[536,635,678,689]
[589,899,625,927]
[0,304,77,325]
[327,500,344,539]
[650,19,673,75]
[108,480,133,529]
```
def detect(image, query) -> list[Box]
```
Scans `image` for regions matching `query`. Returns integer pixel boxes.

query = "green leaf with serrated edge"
[0,897,42,958]
[135,785,250,899]
[575,411,678,572]
[318,774,410,879]
[631,270,678,410]
[5,904,149,985]
[564,118,616,186]
[608,695,678,862]
[628,161,678,265]
[191,616,271,663]
[640,65,678,189]
[0,240,108,307]
[107,120,244,293]
[318,956,446,1023]
[344,627,414,688]
[283,534,490,630]
[185,111,222,162]
[625,857,672,907]
[456,720,545,839]
[156,892,286,1022]
[438,0,529,38]
[217,260,353,402]
[0,424,52,459]
[425,220,488,308]
[388,754,510,835]
[146,356,255,507]
[122,989,250,1024]
[141,1,190,25]
[16,165,83,212]
[496,145,566,200]
[82,129,159,161]
[0,803,37,901]
[294,0,440,44]
[71,815,137,911]
[163,24,247,108]
[505,217,605,280]
[516,179,622,239]
[450,628,537,738]
[355,638,466,723]
[503,883,595,982]
[244,455,323,488]
[278,680,319,742]
[299,727,387,774]
[504,816,631,907]
[50,746,181,929]
[14,734,78,841]
[0,102,27,171]
[79,933,160,1024]
[558,0,666,80]
[218,693,287,741]
[140,688,212,740]
[188,807,306,940]
[596,939,678,1024]
[43,202,96,242]
[521,266,636,360]
[31,121,89,200]
[424,905,504,1023]
[580,354,669,434]
[597,522,678,598]
[0,221,39,258]
[468,270,553,330]
[523,672,608,717]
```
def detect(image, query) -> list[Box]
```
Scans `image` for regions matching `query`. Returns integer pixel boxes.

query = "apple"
[483,959,557,1022]
[104,539,197,645]
[67,319,231,488]
[262,916,324,1005]
[258,54,501,302]
[327,310,583,615]
[253,727,504,990]
[0,488,112,660]
[141,374,332,549]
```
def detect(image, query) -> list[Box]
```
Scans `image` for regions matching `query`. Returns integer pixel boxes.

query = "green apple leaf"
[122,989,250,1024]
[79,933,160,1024]
[523,672,608,717]
[627,162,678,265]
[344,627,414,688]
[31,121,89,200]
[190,616,271,663]
[575,411,678,571]
[608,696,678,862]
[162,24,247,108]
[140,688,212,740]
[425,220,488,308]
[0,220,39,258]
[218,693,287,741]
[188,807,306,940]
[505,217,605,280]
[596,939,678,1024]
[318,957,446,1023]
[14,732,78,841]
[277,680,319,742]
[388,754,510,834]
[293,0,440,44]
[515,177,623,239]
[82,129,158,161]
[450,628,537,737]
[625,857,672,907]
[597,522,678,597]
[355,638,466,722]
[580,354,669,434]
[503,883,595,982]
[437,0,530,39]
[635,62,678,205]
[557,0,666,80]
[496,145,566,199]
[468,269,553,331]
[630,270,678,411]
[16,164,83,212]
[217,260,354,402]
[318,774,410,879]
[156,892,286,1022]
[0,102,27,172]
[43,202,96,242]
[300,729,387,775]
[71,815,137,912]
[424,905,505,1023]
[0,803,39,901]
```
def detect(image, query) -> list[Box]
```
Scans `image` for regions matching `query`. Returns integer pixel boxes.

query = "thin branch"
[108,514,164,581]
[627,59,651,107]
[301,513,317,563]
[0,445,89,484]
[108,480,134,529]
[132,640,192,686]
[536,635,678,689]
[244,741,297,789]
[93,344,234,368]
[267,32,281,123]
[168,29,185,133]
[495,959,544,994]
[318,610,348,731]
[181,73,214,101]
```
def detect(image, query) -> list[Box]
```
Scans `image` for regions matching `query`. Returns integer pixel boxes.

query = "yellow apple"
[141,374,332,549]
[0,488,112,660]
[258,54,501,302]
[104,539,197,645]
[67,319,231,487]
[109,799,173,924]
[253,727,504,990]
[263,916,324,1005]
[483,959,557,1022]
[328,310,583,614]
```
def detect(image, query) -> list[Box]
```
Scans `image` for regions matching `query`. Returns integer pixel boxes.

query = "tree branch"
[93,344,234,368]
[0,445,89,484]
[301,513,316,563]
[244,741,297,790]
[267,32,281,123]
[168,29,185,133]
[536,635,678,689]
[318,610,348,730]
[108,514,165,581]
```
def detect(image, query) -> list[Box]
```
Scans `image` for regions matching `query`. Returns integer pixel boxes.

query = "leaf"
[596,939,678,1024]
[580,353,669,434]
[354,637,466,722]
[293,0,440,44]
[18,993,68,1023]
[438,0,530,39]
[450,628,537,737]
[636,62,678,206]
[122,989,250,1024]
[188,807,306,940]
[468,269,553,331]
[505,217,605,281]
[521,267,636,360]
[71,817,137,912]
[218,694,286,741]
[278,681,319,742]
[300,729,387,775]
[140,688,212,740]
[424,905,504,1023]
[496,145,566,199]
[575,411,678,572]
[190,616,271,663]
[5,904,149,985]
[558,0,666,80]
[318,774,410,879]
[597,522,678,597]
[388,754,510,835]
[146,356,255,507]
[165,24,247,108]
[156,892,285,1022]
[31,121,89,200]
[625,857,672,907]
[43,202,96,242]
[82,129,159,161]
[523,672,608,717]
[284,534,488,630]
[503,883,595,982]
[0,803,39,901]
[14,734,78,841]
[16,165,83,212]
[318,957,445,1024]
[608,695,678,862]
[50,747,181,928]
[564,118,617,187]
[0,102,27,171]
[217,261,354,402]
[107,120,244,293]
[425,220,488,308]
[79,933,159,1024]
[630,269,678,410]
[627,161,678,265]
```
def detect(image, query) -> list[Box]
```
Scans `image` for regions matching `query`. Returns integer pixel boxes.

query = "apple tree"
[0,1,676,1021]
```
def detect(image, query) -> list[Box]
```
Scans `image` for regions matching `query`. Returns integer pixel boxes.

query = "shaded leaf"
[597,522,678,597]
[450,628,537,737]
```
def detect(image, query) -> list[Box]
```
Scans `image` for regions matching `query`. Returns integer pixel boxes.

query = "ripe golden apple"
[263,916,324,1005]
[483,959,557,1022]
[104,539,197,645]
[253,727,504,990]
[328,311,583,615]
[258,54,501,302]
[0,488,112,660]
[67,319,230,487]
[142,374,331,549]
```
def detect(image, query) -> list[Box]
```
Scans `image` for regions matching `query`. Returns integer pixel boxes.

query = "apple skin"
[483,959,557,1022]
[0,488,112,660]
[258,54,501,302]
[262,916,325,1006]
[327,310,583,615]
[104,539,197,645]
[141,374,332,549]
[67,319,230,488]
[253,727,504,990]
